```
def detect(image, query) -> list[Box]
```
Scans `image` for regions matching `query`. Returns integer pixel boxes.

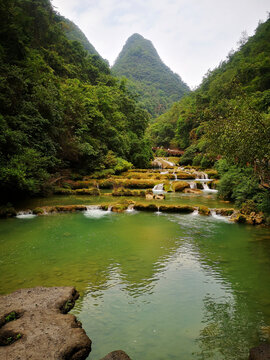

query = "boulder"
[249,343,270,359]
[0,287,91,360]
[184,188,202,194]
[198,206,211,216]
[154,194,165,200]
[173,181,190,192]
[100,350,131,360]
[215,208,234,216]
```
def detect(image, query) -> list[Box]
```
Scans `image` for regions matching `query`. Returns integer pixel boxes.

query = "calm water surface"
[0,210,269,359]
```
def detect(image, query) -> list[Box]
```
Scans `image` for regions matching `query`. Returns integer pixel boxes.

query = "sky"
[51,0,269,89]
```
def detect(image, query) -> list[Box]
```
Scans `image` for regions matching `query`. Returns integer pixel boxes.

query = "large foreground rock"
[0,287,91,359]
[249,343,270,359]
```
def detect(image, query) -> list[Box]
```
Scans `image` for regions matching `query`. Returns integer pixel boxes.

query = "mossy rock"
[159,205,194,213]
[204,169,219,179]
[173,181,190,192]
[33,207,45,215]
[74,188,100,196]
[133,203,158,212]
[198,206,211,216]
[215,208,234,216]
[111,204,129,212]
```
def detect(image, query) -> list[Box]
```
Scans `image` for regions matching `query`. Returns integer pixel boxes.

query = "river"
[0,204,269,359]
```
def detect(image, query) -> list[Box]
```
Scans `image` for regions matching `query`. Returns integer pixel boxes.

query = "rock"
[100,350,131,360]
[249,343,270,359]
[146,193,154,200]
[215,208,234,216]
[230,211,247,223]
[134,203,158,212]
[198,206,211,216]
[173,181,190,192]
[230,210,265,225]
[184,188,202,194]
[154,194,165,200]
[159,205,194,213]
[0,287,91,360]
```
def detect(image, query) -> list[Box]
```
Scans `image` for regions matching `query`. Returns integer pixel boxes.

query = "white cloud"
[51,0,269,88]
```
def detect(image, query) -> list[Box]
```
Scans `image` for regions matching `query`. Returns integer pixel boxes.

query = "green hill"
[59,17,102,58]
[149,17,270,212]
[112,33,190,117]
[0,0,152,201]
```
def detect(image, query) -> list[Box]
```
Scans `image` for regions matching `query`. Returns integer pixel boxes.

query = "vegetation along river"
[0,203,269,359]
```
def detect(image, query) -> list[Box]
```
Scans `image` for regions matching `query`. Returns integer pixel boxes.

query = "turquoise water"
[0,210,269,359]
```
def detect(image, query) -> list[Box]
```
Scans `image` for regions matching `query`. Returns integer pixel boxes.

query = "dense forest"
[112,33,190,117]
[0,0,153,202]
[148,17,270,213]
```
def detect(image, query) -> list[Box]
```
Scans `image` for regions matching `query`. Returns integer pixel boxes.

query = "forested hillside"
[149,17,270,212]
[112,33,190,117]
[0,0,153,201]
[59,16,102,58]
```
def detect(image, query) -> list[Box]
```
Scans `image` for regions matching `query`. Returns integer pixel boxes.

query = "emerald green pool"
[0,210,269,359]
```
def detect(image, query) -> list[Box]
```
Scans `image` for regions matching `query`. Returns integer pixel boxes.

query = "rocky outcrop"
[0,287,91,360]
[198,206,211,216]
[230,210,265,225]
[214,208,234,216]
[249,343,270,359]
[100,350,131,360]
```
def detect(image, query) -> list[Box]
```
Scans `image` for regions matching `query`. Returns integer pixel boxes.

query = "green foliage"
[0,0,153,201]
[216,160,270,213]
[5,311,17,323]
[112,34,189,117]
[179,144,198,165]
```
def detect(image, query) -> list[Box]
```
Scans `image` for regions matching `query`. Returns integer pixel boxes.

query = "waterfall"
[153,183,164,194]
[203,182,210,190]
[16,210,36,219]
[210,209,230,222]
[192,208,199,216]
[190,182,197,189]
[173,172,177,180]
[156,206,161,215]
[126,204,135,213]
[84,205,111,218]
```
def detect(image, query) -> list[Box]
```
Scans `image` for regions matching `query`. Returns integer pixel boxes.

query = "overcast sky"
[51,0,269,88]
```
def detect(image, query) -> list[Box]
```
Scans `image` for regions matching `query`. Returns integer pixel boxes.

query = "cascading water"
[126,204,135,213]
[192,208,199,216]
[203,182,210,190]
[84,205,111,218]
[16,211,36,219]
[153,183,164,194]
[210,209,231,222]
[190,182,197,189]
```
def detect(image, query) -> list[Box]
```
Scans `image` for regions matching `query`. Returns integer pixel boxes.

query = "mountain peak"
[112,34,189,117]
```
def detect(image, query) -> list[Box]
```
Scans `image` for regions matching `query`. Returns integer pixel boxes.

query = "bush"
[192,154,203,166]
[179,145,198,165]
[200,156,214,169]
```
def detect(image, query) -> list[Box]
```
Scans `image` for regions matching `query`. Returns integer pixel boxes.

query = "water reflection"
[0,212,269,359]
